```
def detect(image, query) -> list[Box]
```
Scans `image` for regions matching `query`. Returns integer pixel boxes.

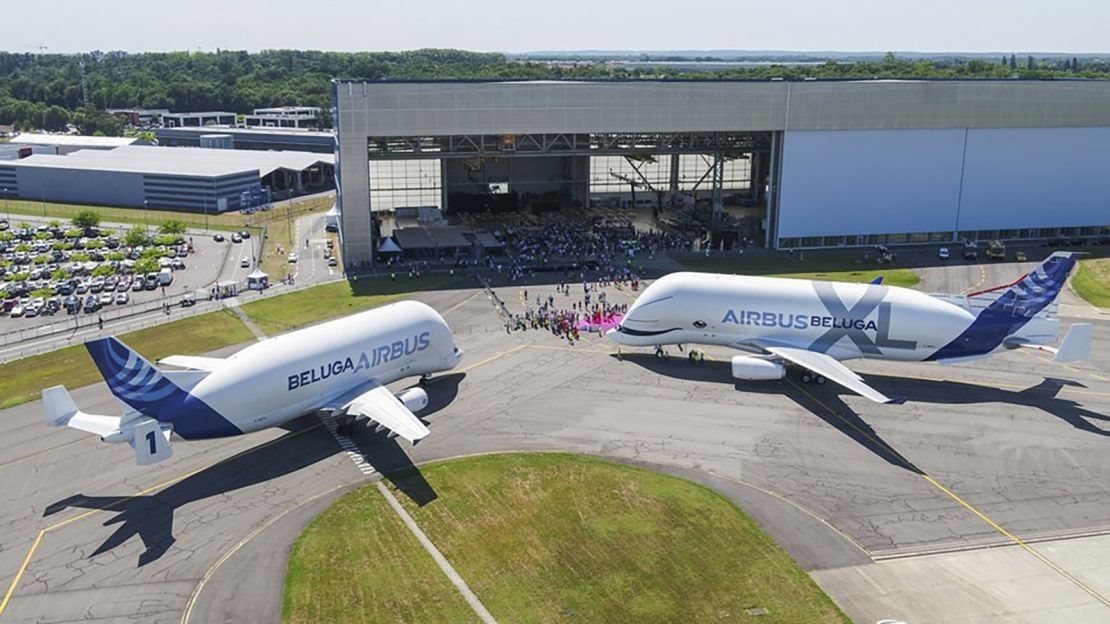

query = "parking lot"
[0,216,261,337]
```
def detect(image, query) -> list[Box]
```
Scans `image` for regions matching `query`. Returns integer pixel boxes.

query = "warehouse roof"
[11,145,334,177]
[12,133,139,148]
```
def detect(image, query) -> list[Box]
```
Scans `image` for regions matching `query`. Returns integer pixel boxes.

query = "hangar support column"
[336,137,373,269]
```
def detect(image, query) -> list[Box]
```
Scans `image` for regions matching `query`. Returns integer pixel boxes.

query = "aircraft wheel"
[800,372,813,384]
[816,376,827,385]
[419,375,430,387]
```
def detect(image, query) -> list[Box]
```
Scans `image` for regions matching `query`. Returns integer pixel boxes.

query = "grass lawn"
[1072,258,1110,307]
[284,453,849,624]
[678,252,920,287]
[240,274,464,336]
[1,194,334,235]
[0,309,253,409]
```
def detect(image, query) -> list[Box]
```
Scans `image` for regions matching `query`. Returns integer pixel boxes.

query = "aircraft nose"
[605,327,621,343]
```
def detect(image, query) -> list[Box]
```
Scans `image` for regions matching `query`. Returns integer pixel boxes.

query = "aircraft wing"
[330,382,431,444]
[763,345,905,405]
[158,355,226,372]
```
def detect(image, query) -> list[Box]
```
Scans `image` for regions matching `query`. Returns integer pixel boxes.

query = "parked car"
[231,233,243,243]
[9,304,24,318]
[98,292,114,306]
[115,291,130,305]
[288,252,299,263]
[328,256,338,267]
[240,257,250,268]
[82,295,99,312]
[132,279,145,292]
[213,233,225,242]
[181,293,197,307]
[1015,250,1028,262]
[239,230,251,239]
[938,247,950,260]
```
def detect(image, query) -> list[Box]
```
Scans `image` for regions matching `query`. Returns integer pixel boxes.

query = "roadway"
[1,261,1110,623]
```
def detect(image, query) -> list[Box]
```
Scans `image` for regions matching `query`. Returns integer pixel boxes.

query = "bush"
[160,220,187,235]
[72,210,102,229]
[70,252,90,262]
[107,251,126,261]
[123,225,150,248]
[91,264,115,277]
[51,268,69,280]
[34,231,52,240]
[153,234,179,246]
[64,228,82,239]
[0,231,13,242]
[134,258,159,274]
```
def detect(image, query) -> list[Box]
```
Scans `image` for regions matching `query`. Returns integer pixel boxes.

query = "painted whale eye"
[692,320,707,329]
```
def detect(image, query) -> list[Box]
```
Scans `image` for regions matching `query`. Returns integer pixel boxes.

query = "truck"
[986,239,1006,260]
[962,240,979,260]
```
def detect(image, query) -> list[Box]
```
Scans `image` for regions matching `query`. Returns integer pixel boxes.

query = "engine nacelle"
[396,387,429,413]
[730,355,786,381]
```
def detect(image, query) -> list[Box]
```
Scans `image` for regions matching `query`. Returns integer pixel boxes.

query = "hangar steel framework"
[333,79,1110,268]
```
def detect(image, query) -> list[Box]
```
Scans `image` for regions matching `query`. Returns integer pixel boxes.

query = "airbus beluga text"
[43,301,464,465]
[608,252,1092,404]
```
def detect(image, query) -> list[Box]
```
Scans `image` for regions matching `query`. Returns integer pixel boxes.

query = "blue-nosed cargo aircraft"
[43,301,464,465]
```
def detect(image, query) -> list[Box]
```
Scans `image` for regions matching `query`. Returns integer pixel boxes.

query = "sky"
[9,0,1109,54]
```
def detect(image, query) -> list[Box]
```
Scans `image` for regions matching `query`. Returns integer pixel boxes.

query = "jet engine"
[396,387,429,412]
[730,355,786,381]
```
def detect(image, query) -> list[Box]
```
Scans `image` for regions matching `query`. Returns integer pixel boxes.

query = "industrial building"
[162,111,238,128]
[7,133,141,154]
[156,125,334,153]
[332,79,1110,268]
[245,106,322,128]
[0,145,334,213]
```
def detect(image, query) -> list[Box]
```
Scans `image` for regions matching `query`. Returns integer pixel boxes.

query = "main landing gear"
[798,371,827,385]
[334,414,361,436]
[654,346,669,360]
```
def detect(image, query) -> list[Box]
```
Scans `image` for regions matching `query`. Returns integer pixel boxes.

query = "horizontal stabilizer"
[158,355,226,372]
[1055,323,1093,363]
[870,276,884,285]
[43,386,120,437]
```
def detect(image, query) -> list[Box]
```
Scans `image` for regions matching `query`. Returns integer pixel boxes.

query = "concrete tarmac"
[2,263,1109,623]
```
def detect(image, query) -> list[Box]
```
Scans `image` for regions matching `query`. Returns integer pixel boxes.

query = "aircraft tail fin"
[85,336,187,417]
[979,251,1079,321]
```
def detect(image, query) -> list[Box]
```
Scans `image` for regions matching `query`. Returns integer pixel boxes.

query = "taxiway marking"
[787,379,1110,610]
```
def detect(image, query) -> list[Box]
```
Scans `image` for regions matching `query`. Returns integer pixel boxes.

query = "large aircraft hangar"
[332,79,1110,267]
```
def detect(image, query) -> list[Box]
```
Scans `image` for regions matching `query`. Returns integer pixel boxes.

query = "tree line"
[2,48,1108,135]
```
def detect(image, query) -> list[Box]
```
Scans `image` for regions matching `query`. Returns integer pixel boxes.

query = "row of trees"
[3,49,1109,135]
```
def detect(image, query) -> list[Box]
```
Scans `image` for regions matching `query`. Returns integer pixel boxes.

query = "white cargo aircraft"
[608,252,1092,404]
[44,301,464,465]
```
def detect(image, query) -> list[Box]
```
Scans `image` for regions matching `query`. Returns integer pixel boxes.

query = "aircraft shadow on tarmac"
[614,353,1110,474]
[40,374,464,567]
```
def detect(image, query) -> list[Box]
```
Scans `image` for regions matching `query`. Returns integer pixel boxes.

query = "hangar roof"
[12,133,139,148]
[11,145,334,178]
[333,79,1110,136]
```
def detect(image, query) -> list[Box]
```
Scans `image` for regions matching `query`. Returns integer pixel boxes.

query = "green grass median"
[240,274,464,336]
[1072,258,1110,308]
[678,252,920,287]
[284,453,849,624]
[0,309,253,409]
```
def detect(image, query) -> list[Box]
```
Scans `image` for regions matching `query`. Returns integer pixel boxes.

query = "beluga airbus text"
[43,301,464,465]
[608,252,1092,403]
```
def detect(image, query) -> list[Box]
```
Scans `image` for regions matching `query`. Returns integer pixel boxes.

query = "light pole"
[2,187,7,223]
[143,200,150,237]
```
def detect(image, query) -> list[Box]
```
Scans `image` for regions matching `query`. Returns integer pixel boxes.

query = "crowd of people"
[491,276,640,346]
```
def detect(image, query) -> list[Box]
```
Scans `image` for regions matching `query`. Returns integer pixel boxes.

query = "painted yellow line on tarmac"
[0,437,86,471]
[455,344,528,375]
[180,484,344,624]
[442,290,483,316]
[786,379,1110,609]
[1019,349,1109,383]
[960,262,988,295]
[0,424,323,618]
[709,471,872,558]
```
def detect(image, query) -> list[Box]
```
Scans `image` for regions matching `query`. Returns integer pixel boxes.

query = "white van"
[157,268,174,286]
